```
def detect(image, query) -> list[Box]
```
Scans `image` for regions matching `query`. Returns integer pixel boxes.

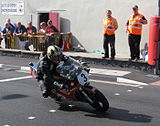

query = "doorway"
[38,12,59,31]
[39,13,49,26]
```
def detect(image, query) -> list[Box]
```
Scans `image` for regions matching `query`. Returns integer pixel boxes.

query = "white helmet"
[47,45,63,63]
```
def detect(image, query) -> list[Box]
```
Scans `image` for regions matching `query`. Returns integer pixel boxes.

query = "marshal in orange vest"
[103,17,117,35]
[128,13,144,35]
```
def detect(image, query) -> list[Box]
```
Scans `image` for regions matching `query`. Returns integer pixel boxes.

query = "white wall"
[0,0,158,57]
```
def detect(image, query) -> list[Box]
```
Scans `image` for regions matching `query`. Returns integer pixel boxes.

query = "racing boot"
[40,83,51,98]
[42,90,50,98]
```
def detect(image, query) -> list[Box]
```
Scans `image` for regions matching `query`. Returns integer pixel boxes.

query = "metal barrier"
[2,32,72,51]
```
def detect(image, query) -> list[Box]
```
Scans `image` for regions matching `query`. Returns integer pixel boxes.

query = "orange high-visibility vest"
[128,13,144,35]
[103,17,116,35]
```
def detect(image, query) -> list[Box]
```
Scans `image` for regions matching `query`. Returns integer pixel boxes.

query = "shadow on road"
[1,94,29,100]
[86,107,152,123]
[58,101,152,123]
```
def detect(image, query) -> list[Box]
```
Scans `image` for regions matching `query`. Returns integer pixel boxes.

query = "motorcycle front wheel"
[88,90,109,112]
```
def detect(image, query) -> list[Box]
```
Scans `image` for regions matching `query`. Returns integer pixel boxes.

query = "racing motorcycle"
[29,56,109,112]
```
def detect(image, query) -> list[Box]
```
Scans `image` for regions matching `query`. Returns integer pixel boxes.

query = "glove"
[36,71,44,82]
[36,75,43,82]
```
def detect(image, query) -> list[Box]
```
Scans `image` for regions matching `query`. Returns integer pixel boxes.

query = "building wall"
[0,0,158,57]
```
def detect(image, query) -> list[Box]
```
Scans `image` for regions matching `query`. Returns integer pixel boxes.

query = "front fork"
[79,87,93,104]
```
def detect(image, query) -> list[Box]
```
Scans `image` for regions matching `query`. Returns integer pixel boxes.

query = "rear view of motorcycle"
[29,56,109,112]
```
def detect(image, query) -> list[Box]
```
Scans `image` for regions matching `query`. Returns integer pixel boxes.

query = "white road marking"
[0,76,32,83]
[138,86,144,89]
[68,105,75,107]
[2,66,131,77]
[90,68,131,76]
[90,79,140,87]
[145,74,159,78]
[127,90,132,92]
[117,77,148,86]
[49,110,56,113]
[16,70,30,73]
[115,93,120,96]
[0,64,2,68]
[21,67,30,71]
[28,117,36,120]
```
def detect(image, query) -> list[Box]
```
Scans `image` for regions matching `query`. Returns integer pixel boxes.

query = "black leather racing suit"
[36,52,68,97]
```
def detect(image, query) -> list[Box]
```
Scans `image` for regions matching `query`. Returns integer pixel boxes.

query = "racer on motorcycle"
[36,45,69,98]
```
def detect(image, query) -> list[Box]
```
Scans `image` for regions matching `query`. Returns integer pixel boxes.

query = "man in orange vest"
[126,5,147,61]
[103,10,118,60]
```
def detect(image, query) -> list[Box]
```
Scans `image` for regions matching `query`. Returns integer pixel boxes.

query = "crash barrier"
[2,32,72,51]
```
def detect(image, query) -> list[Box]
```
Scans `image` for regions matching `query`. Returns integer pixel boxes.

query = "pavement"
[0,48,155,73]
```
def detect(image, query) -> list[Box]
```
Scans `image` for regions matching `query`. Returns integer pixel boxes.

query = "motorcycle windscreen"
[56,63,80,80]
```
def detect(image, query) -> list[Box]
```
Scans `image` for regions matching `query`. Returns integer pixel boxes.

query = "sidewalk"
[0,48,154,73]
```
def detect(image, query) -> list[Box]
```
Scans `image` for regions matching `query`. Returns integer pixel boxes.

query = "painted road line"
[117,77,148,86]
[90,68,131,76]
[145,74,159,78]
[1,64,20,68]
[150,81,160,86]
[0,76,32,83]
[90,79,140,87]
[21,66,30,71]
[16,70,30,73]
[0,64,131,77]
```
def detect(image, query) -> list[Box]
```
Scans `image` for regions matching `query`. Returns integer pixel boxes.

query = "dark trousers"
[128,34,141,59]
[5,37,12,48]
[103,34,115,57]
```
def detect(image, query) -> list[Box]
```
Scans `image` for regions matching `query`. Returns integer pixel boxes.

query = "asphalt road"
[0,56,160,126]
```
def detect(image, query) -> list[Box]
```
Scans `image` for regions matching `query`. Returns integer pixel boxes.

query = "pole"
[155,0,160,74]
[155,41,160,74]
[31,14,33,22]
[159,0,160,16]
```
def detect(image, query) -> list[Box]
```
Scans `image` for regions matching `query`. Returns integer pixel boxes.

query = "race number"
[77,70,89,85]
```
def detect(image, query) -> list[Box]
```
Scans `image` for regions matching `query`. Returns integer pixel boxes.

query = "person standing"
[126,5,147,61]
[25,21,37,50]
[38,22,47,51]
[103,10,118,60]
[46,20,59,35]
[14,22,27,35]
[2,23,14,48]
[6,18,15,30]
[27,21,37,35]
[14,22,27,50]
[44,20,60,50]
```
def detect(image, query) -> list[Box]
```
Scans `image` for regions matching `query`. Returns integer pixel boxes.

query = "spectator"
[14,22,27,50]
[126,5,147,61]
[37,22,47,51]
[103,10,118,60]
[2,23,14,48]
[14,22,27,35]
[25,21,37,50]
[6,18,15,30]
[39,22,46,35]
[27,21,37,35]
[44,20,60,50]
[46,20,59,35]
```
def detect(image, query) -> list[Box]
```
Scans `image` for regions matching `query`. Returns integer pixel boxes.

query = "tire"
[89,90,109,112]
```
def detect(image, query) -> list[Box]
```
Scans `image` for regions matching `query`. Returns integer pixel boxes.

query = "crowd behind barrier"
[1,32,72,51]
[0,19,72,51]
